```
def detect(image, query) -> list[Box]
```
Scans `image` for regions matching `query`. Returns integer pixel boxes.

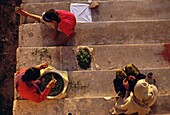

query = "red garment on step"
[16,68,50,103]
[57,10,76,36]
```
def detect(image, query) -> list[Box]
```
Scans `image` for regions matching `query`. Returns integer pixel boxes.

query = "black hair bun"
[43,9,61,23]
[21,67,40,81]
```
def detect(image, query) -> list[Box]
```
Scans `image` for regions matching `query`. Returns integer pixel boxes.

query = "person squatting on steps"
[111,64,158,115]
[113,64,146,98]
[16,63,57,103]
[16,7,76,45]
[110,79,158,115]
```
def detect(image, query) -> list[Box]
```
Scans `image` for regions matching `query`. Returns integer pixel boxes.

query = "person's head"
[125,63,140,76]
[42,9,61,23]
[21,67,40,82]
[116,68,127,80]
[147,72,153,78]
[134,79,158,106]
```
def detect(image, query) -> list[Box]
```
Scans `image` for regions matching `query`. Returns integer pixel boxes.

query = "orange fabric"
[57,10,76,36]
[16,68,51,103]
[16,68,27,76]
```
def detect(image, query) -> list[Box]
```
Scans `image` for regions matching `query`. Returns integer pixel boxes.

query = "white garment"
[110,79,158,115]
[70,3,92,22]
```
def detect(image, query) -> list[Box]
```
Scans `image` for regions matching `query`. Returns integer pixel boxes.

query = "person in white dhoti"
[110,79,158,115]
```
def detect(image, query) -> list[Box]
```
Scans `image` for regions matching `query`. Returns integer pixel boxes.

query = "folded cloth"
[70,3,92,22]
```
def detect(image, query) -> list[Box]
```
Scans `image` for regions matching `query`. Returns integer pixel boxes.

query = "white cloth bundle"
[70,3,92,22]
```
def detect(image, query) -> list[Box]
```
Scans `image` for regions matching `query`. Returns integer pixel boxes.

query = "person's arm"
[16,7,41,22]
[30,86,51,103]
[35,63,48,70]
[113,79,122,93]
[30,79,56,103]
[52,21,58,31]
[52,21,59,39]
[123,78,130,98]
[16,68,27,75]
[124,90,130,98]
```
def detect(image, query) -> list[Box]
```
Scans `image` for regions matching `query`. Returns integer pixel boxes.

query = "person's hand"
[35,63,48,69]
[33,80,41,84]
[123,78,129,90]
[47,79,57,88]
[39,63,48,69]
[15,7,28,16]
[128,75,135,80]
[15,6,21,14]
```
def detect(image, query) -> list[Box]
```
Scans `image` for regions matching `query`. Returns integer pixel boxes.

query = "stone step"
[13,95,170,115]
[22,0,115,3]
[15,68,170,100]
[20,0,170,23]
[17,44,170,71]
[19,20,170,47]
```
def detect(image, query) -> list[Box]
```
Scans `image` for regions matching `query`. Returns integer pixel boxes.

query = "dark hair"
[21,67,40,81]
[42,9,61,23]
[148,72,153,76]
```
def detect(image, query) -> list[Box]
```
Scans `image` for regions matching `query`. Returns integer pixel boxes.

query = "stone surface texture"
[13,0,170,114]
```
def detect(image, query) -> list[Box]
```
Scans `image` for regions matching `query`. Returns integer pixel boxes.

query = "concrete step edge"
[67,67,170,72]
[13,94,170,114]
[21,0,170,4]
[19,19,170,25]
[15,68,170,100]
[16,43,170,71]
[21,0,170,3]
[17,42,170,47]
[20,1,170,23]
[14,94,170,101]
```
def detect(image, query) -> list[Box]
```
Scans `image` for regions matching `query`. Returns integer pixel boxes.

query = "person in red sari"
[16,7,76,45]
[16,63,56,103]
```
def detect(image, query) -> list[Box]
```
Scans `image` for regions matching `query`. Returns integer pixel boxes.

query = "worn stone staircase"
[13,0,170,115]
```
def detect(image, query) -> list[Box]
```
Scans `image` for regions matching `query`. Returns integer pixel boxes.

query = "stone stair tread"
[15,68,170,100]
[19,20,170,47]
[20,0,170,23]
[14,0,170,114]
[13,94,170,115]
[23,0,108,3]
[17,44,170,71]
[22,0,119,3]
